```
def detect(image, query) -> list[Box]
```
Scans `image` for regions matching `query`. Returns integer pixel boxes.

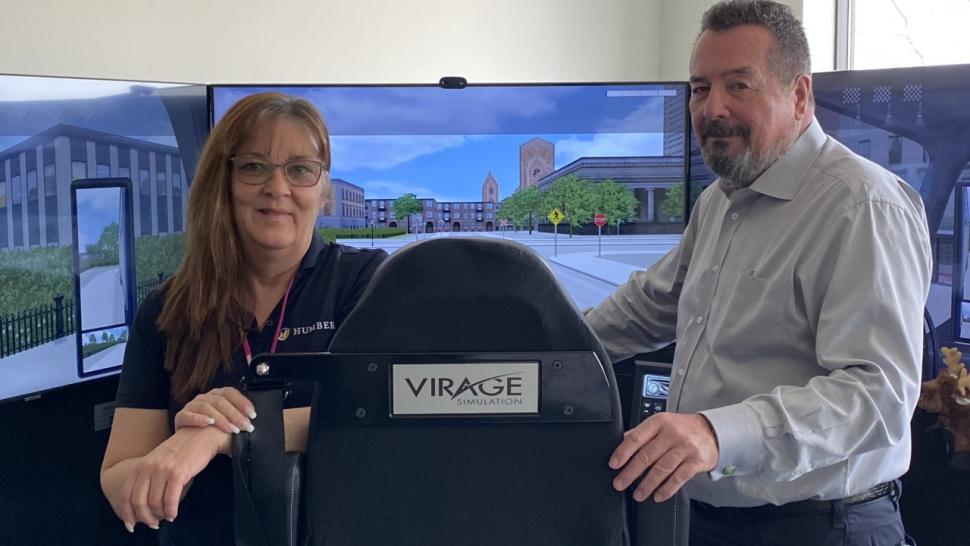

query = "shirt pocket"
[708,269,791,355]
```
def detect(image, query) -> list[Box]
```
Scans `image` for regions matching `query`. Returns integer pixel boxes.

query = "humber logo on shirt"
[277,321,336,342]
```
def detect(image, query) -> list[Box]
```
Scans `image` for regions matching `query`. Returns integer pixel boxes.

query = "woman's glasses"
[230,156,325,187]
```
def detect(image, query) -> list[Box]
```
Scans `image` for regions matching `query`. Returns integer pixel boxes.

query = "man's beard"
[699,119,792,191]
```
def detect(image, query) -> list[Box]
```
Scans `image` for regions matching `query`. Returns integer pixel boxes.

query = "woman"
[100,93,387,544]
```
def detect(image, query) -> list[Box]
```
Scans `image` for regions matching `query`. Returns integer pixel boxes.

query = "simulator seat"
[235,237,651,546]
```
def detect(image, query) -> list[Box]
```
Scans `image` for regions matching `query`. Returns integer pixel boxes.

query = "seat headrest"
[330,237,605,355]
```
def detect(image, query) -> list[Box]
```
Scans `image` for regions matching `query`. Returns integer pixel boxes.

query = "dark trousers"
[689,481,912,546]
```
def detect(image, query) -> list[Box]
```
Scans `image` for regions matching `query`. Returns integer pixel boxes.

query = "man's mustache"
[700,120,751,141]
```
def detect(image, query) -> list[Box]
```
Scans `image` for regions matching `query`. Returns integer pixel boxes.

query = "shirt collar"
[744,117,826,201]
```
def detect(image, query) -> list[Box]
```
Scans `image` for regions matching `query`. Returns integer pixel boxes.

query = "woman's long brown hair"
[157,92,332,403]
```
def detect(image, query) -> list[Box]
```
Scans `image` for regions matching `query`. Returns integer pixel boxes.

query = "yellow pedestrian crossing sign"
[547,208,565,225]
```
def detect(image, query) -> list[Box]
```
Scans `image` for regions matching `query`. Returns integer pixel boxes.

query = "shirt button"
[712,264,720,273]
[265,319,275,327]
[730,212,739,221]
[678,369,686,377]
[695,316,704,325]
[723,465,737,476]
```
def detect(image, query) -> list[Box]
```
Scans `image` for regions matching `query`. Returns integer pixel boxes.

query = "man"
[586,1,931,544]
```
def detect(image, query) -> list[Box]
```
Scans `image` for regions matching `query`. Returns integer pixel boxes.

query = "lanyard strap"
[242,274,296,365]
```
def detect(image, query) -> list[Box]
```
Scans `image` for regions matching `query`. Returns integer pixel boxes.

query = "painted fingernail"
[244,421,255,433]
[229,424,241,434]
[166,517,174,523]
[206,417,215,425]
[249,410,257,419]
[149,523,160,530]
[124,522,134,533]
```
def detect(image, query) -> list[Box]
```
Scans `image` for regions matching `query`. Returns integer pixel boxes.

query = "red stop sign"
[594,213,607,227]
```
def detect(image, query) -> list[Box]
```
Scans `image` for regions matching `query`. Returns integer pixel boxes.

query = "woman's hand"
[109,426,230,531]
[173,386,256,434]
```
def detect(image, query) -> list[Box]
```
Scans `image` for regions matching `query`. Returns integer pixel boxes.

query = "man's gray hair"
[699,0,811,83]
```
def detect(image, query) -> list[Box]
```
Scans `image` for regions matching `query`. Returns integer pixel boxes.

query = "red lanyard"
[241,274,296,365]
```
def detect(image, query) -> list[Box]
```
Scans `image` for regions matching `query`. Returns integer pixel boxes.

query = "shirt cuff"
[700,402,764,480]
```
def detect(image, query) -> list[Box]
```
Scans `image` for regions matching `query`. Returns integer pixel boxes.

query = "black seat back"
[303,237,628,546]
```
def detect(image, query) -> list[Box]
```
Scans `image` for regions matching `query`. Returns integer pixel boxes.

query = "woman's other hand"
[173,386,256,434]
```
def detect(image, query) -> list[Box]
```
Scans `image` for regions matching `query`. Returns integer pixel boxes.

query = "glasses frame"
[229,155,326,187]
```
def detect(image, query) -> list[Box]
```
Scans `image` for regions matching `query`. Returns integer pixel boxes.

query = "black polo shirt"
[115,234,386,545]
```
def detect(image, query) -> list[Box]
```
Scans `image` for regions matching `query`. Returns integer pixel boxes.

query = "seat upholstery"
[300,237,629,546]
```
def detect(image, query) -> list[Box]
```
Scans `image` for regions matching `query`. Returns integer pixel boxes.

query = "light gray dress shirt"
[587,119,932,507]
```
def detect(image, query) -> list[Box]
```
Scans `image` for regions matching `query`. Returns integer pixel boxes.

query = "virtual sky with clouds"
[214,85,677,203]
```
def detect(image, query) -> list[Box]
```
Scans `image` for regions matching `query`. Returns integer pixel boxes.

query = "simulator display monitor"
[212,82,690,311]
[0,74,208,403]
[813,64,970,361]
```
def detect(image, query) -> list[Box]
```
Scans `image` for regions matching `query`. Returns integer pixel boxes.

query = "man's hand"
[609,412,719,502]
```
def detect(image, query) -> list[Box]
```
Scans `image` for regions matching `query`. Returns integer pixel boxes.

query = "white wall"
[0,0,826,85]
[657,0,804,81]
[0,0,662,85]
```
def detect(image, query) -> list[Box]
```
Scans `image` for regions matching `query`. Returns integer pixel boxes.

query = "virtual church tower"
[518,137,554,191]
[482,172,499,203]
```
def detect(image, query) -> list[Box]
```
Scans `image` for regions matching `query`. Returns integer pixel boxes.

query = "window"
[71,161,86,182]
[96,144,110,178]
[25,152,37,200]
[0,168,7,248]
[11,159,22,247]
[889,136,902,165]
[837,0,970,69]
[139,151,152,235]
[43,149,56,197]
[173,160,183,232]
[857,139,871,158]
[11,165,21,205]
[118,146,131,180]
[44,147,57,245]
[156,156,169,233]
[71,138,88,181]
[26,151,39,246]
